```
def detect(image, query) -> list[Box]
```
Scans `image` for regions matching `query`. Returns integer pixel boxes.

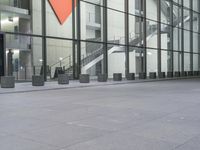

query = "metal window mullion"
[72,0,77,79]
[143,0,147,74]
[103,0,108,76]
[76,0,81,78]
[181,0,184,74]
[198,0,200,71]
[157,0,161,75]
[190,0,193,71]
[42,0,47,81]
[125,0,129,77]
[169,0,174,72]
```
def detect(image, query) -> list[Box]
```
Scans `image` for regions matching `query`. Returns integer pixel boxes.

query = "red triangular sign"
[48,0,76,25]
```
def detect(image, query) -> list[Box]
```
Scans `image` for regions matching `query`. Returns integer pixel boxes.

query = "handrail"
[50,55,71,68]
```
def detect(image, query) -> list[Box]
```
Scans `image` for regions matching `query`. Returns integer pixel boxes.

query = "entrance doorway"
[0,34,5,77]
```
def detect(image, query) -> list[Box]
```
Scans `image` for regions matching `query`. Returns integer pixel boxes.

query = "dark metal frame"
[125,0,129,77]
[181,0,184,74]
[42,0,47,80]
[157,0,161,74]
[103,0,108,76]
[190,0,193,71]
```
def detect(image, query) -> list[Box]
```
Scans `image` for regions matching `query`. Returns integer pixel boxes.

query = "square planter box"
[126,73,135,80]
[1,76,15,88]
[167,72,173,78]
[182,71,188,77]
[193,71,200,76]
[98,74,107,82]
[80,74,90,83]
[139,73,146,79]
[158,72,166,78]
[175,72,181,77]
[188,71,193,76]
[113,73,122,81]
[32,76,44,86]
[58,74,69,84]
[149,72,156,79]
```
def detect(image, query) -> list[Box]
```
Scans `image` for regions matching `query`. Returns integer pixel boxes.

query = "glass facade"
[0,0,200,81]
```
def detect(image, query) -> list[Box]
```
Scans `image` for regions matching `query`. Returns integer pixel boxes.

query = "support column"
[157,0,161,75]
[190,0,193,71]
[42,0,47,81]
[181,0,184,74]
[76,0,81,78]
[143,0,147,74]
[72,0,77,79]
[169,0,174,72]
[125,0,129,77]
[198,0,200,71]
[103,0,108,76]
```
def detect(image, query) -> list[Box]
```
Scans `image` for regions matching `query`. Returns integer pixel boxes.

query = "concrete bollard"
[158,72,166,78]
[139,72,146,79]
[126,73,135,80]
[58,74,69,84]
[167,72,173,78]
[182,71,188,77]
[149,72,156,79]
[175,72,181,77]
[1,76,15,88]
[193,71,200,76]
[80,74,90,83]
[98,74,107,82]
[188,71,193,76]
[32,75,44,86]
[113,73,122,81]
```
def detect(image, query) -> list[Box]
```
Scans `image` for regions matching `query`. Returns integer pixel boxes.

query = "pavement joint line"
[0,77,199,95]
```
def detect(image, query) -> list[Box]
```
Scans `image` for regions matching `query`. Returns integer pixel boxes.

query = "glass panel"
[47,39,73,80]
[81,41,103,77]
[108,44,125,78]
[147,48,158,75]
[5,35,42,81]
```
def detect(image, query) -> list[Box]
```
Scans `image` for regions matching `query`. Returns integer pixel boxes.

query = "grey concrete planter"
[187,71,193,76]
[158,72,166,78]
[32,75,44,86]
[79,74,90,83]
[126,73,135,80]
[98,74,107,82]
[194,71,200,76]
[58,74,69,84]
[167,72,173,78]
[182,71,188,77]
[1,76,15,88]
[175,72,181,77]
[149,72,156,79]
[139,73,146,79]
[113,73,122,81]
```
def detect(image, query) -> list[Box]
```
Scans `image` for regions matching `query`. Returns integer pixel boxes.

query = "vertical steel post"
[157,0,161,75]
[76,0,81,78]
[125,0,129,77]
[143,0,147,74]
[190,0,193,71]
[42,0,47,81]
[103,0,108,76]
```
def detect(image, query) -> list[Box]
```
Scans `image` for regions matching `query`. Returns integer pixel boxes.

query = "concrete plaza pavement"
[0,79,200,150]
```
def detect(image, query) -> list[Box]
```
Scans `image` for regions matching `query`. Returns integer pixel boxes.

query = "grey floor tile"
[0,116,60,134]
[17,124,109,149]
[175,135,200,150]
[65,130,176,150]
[0,134,57,150]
